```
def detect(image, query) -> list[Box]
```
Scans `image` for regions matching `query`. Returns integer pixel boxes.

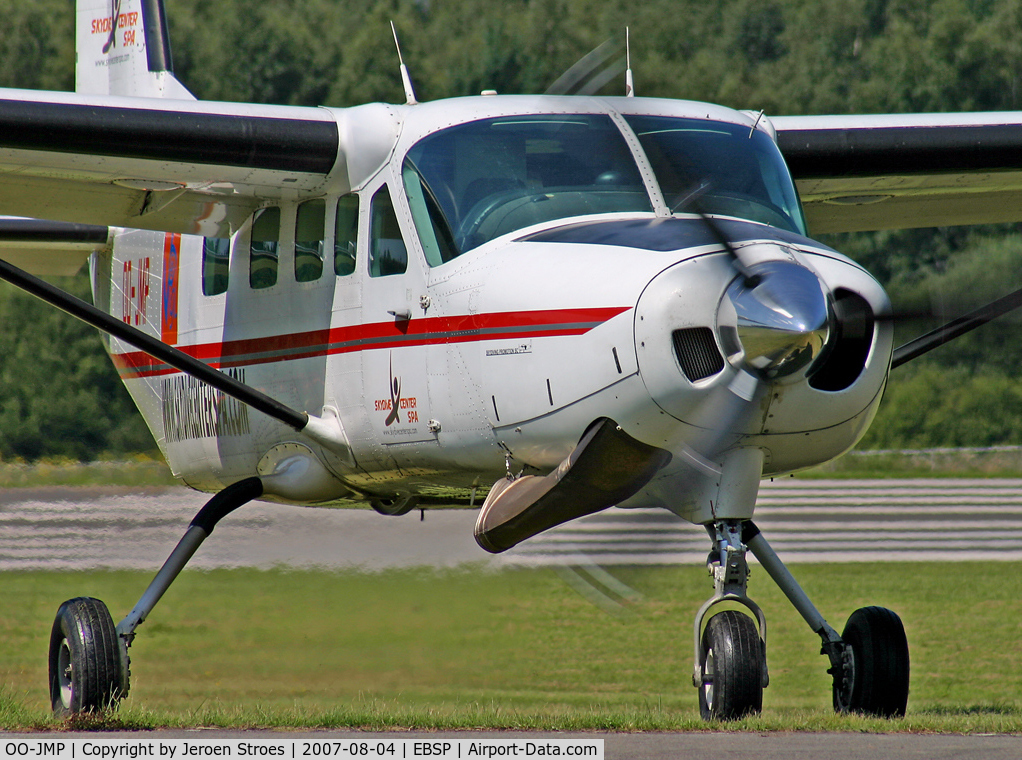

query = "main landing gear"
[694,519,910,721]
[47,478,264,716]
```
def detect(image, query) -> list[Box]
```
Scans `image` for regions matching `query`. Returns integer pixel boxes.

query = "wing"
[0,88,372,240]
[0,218,110,276]
[773,112,1022,234]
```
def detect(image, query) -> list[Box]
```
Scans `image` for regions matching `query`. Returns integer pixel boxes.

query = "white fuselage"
[92,95,892,524]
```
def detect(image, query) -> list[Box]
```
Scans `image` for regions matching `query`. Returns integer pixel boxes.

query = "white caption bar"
[1,739,604,760]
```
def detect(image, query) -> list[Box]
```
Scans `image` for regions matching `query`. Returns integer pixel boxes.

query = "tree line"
[1,0,1022,458]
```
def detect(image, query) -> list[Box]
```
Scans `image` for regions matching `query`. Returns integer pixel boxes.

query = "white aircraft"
[4,0,1021,721]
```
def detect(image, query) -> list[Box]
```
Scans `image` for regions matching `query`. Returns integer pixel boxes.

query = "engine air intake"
[672,327,725,382]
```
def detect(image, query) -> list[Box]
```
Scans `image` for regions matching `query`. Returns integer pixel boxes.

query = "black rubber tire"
[48,597,127,716]
[698,610,764,721]
[834,606,910,717]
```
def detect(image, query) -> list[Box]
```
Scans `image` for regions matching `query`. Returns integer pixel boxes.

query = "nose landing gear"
[693,519,910,721]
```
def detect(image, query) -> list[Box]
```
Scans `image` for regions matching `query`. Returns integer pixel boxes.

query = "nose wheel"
[698,610,763,720]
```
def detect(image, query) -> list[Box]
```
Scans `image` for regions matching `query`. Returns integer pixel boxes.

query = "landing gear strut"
[692,519,910,720]
[47,478,264,716]
[693,520,767,720]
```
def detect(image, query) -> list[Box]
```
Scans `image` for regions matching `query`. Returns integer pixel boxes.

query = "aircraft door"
[359,182,434,445]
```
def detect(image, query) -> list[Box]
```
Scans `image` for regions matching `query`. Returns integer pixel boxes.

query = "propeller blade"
[545,39,623,96]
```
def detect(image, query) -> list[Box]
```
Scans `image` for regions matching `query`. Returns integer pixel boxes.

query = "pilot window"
[249,207,280,289]
[295,199,325,282]
[623,115,807,235]
[201,237,230,296]
[402,114,651,258]
[335,194,358,276]
[369,185,407,277]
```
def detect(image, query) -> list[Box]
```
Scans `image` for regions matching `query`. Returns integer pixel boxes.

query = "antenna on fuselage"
[391,21,418,105]
[625,27,634,97]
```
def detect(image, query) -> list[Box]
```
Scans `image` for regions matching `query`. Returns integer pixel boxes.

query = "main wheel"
[48,597,128,716]
[698,610,764,720]
[833,606,909,717]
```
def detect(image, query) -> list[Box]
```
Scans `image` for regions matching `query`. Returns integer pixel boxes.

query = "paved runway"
[1,478,1021,570]
[514,477,1022,564]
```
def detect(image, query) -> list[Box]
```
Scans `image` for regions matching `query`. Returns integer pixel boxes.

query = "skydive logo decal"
[374,355,418,427]
[92,0,140,54]
[162,369,251,443]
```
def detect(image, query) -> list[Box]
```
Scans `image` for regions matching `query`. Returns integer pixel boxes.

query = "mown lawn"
[1,562,1020,731]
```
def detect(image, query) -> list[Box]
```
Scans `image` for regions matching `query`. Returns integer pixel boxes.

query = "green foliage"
[0,0,74,92]
[0,274,156,461]
[862,365,1022,448]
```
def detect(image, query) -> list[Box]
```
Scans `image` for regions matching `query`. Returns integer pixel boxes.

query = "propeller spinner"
[721,260,831,380]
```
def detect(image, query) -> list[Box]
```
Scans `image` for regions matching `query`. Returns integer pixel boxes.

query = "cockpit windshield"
[401,111,806,265]
[623,115,806,235]
[403,114,651,263]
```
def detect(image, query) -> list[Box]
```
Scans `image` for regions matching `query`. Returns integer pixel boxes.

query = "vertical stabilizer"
[76,0,195,99]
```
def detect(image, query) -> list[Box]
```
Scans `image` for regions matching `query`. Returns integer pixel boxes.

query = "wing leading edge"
[774,112,1022,234]
[0,90,400,240]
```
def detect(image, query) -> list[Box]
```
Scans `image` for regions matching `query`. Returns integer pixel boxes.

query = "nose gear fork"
[689,448,769,721]
[692,520,770,689]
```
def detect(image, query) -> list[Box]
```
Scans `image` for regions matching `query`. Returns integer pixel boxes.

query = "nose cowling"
[720,261,831,380]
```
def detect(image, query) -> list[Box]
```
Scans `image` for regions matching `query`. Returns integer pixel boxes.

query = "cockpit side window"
[249,206,280,289]
[623,115,806,235]
[369,185,407,277]
[404,114,652,259]
[403,161,459,266]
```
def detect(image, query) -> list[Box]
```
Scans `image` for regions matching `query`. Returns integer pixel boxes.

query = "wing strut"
[0,257,309,431]
[891,285,1022,368]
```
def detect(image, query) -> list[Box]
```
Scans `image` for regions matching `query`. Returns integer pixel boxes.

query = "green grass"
[802,447,1022,478]
[3,448,1021,491]
[2,563,1021,732]
[0,457,176,488]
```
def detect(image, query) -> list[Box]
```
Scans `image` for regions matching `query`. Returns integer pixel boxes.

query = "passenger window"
[202,237,230,296]
[295,200,325,282]
[334,194,359,276]
[249,207,280,289]
[369,185,407,277]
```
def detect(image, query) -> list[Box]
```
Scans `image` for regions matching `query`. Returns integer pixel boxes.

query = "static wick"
[391,21,418,105]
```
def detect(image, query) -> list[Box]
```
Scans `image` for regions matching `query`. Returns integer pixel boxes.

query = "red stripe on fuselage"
[160,233,181,345]
[111,306,632,379]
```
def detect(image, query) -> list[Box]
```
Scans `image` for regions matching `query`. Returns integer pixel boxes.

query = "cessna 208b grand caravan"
[4,0,1022,721]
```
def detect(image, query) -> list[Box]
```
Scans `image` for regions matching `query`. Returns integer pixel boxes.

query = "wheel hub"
[702,647,716,711]
[57,639,73,709]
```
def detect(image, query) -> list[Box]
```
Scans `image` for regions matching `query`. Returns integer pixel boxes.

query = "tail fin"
[76,0,195,100]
